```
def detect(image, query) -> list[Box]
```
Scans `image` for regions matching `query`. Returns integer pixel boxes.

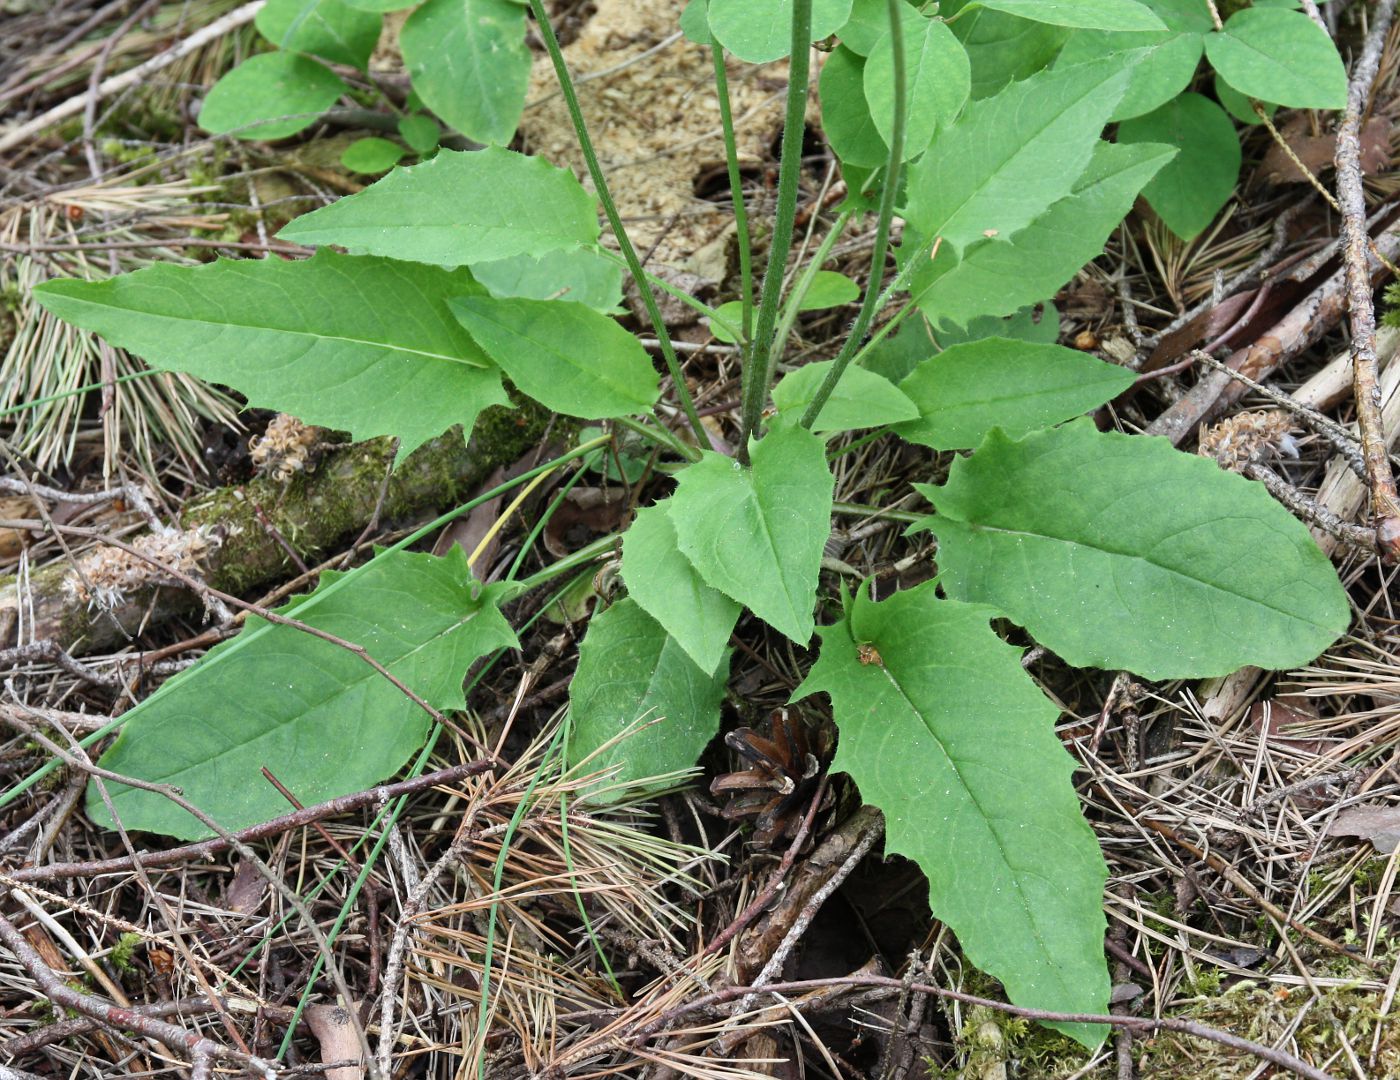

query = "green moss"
[110,932,143,971]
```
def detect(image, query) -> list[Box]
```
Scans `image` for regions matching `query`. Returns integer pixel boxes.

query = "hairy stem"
[712,41,754,346]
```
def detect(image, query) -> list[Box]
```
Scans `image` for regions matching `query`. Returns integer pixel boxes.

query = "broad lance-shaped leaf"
[90,548,518,840]
[914,421,1350,679]
[902,55,1131,256]
[910,141,1174,328]
[794,580,1109,1046]
[400,0,529,145]
[772,359,918,433]
[568,598,729,794]
[450,296,659,419]
[974,0,1164,31]
[669,423,834,644]
[894,338,1135,449]
[622,502,739,675]
[281,147,599,266]
[863,7,970,160]
[33,251,508,459]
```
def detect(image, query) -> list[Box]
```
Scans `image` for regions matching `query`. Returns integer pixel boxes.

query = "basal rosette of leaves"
[32,0,1354,1050]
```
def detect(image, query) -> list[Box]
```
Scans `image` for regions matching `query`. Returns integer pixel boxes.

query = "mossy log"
[0,406,550,655]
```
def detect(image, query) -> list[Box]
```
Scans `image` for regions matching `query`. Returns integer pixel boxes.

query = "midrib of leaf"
[955,521,1332,627]
[869,658,1067,990]
[135,607,484,784]
[752,481,805,628]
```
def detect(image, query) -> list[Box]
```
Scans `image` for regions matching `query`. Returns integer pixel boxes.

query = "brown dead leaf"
[1255,115,1391,186]
[1329,804,1400,853]
[542,487,630,558]
[223,859,266,915]
[1248,699,1327,758]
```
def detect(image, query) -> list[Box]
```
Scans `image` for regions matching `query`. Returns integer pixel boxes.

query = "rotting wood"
[0,405,551,654]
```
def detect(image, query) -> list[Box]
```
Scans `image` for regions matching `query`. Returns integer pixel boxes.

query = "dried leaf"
[1329,805,1400,854]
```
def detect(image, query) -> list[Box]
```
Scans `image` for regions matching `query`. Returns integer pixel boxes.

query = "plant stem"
[799,0,906,430]
[616,413,701,462]
[769,209,854,362]
[711,41,754,346]
[737,0,815,458]
[508,534,619,597]
[526,0,710,448]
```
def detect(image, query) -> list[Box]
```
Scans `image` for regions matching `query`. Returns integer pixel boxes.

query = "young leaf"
[397,113,441,154]
[470,248,624,312]
[89,548,518,840]
[793,580,1109,1046]
[400,0,530,144]
[198,53,345,141]
[568,598,729,792]
[449,296,659,419]
[707,0,855,63]
[821,47,888,169]
[902,56,1131,255]
[773,359,918,432]
[909,141,1174,328]
[341,137,406,174]
[709,272,858,344]
[863,9,971,159]
[893,338,1135,449]
[622,502,740,675]
[669,423,834,644]
[34,251,508,459]
[281,147,600,266]
[255,0,381,69]
[1203,7,1346,109]
[974,0,1164,31]
[1118,93,1239,241]
[1054,0,1209,120]
[914,421,1350,679]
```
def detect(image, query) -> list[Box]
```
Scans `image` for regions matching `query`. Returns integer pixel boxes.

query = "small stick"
[1334,0,1400,558]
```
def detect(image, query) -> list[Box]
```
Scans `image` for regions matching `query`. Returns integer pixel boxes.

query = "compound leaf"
[89,548,518,840]
[894,338,1135,448]
[1204,7,1346,109]
[669,423,834,644]
[400,0,530,144]
[773,359,918,432]
[794,579,1109,1046]
[1118,92,1239,241]
[914,421,1350,679]
[281,147,600,266]
[450,296,658,419]
[621,502,740,675]
[568,598,729,792]
[255,0,381,68]
[198,53,345,141]
[34,251,507,459]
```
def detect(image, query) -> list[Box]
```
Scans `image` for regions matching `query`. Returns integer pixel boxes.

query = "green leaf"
[198,53,345,141]
[397,113,441,154]
[859,316,939,383]
[914,421,1350,679]
[1215,71,1276,126]
[342,0,416,11]
[839,0,914,55]
[793,580,1109,1046]
[341,137,406,174]
[1204,7,1346,109]
[680,0,713,43]
[902,56,1131,256]
[707,0,854,63]
[280,147,600,265]
[800,270,861,309]
[949,5,1069,99]
[974,0,1164,30]
[864,9,970,159]
[933,303,1061,350]
[470,247,624,312]
[772,359,918,432]
[401,0,530,144]
[255,0,381,68]
[1055,0,1209,120]
[89,548,518,840]
[893,338,1134,449]
[34,251,507,458]
[621,502,739,674]
[449,296,659,419]
[909,141,1174,327]
[669,423,834,644]
[568,598,729,792]
[1118,92,1239,241]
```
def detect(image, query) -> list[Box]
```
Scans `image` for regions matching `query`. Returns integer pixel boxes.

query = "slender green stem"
[0,369,161,420]
[507,533,618,598]
[737,0,815,457]
[769,209,853,365]
[616,413,701,462]
[592,248,731,327]
[526,0,710,447]
[711,42,754,346]
[799,0,906,430]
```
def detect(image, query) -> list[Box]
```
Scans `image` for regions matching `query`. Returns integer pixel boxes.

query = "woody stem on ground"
[799,0,906,430]
[1335,0,1400,558]
[526,0,709,448]
[737,0,814,459]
